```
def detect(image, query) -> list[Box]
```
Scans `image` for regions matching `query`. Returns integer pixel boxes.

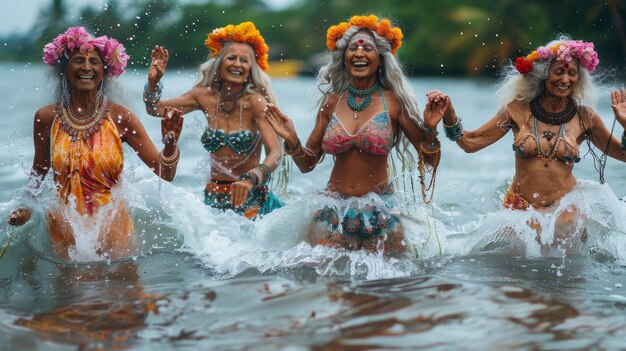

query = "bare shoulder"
[34,104,58,125]
[244,92,269,113]
[108,103,141,128]
[321,93,340,115]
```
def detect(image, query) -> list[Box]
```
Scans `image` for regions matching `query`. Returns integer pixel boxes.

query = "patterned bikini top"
[512,115,581,163]
[322,91,394,156]
[201,127,260,155]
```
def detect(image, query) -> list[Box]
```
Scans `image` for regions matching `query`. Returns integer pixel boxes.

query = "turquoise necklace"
[347,82,379,118]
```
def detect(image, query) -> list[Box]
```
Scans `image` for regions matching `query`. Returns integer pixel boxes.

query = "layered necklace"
[529,95,577,167]
[59,93,108,142]
[347,82,379,119]
[217,87,245,115]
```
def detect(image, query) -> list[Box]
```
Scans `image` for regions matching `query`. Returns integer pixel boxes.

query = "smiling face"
[344,31,380,80]
[544,59,579,98]
[66,50,105,92]
[218,42,253,87]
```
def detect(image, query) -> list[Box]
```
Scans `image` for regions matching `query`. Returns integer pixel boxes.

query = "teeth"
[556,85,569,90]
[353,62,368,67]
[229,70,242,76]
[78,75,94,80]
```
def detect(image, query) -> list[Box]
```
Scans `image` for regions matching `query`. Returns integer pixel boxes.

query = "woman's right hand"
[264,104,299,146]
[7,208,31,226]
[426,90,456,125]
[148,45,169,88]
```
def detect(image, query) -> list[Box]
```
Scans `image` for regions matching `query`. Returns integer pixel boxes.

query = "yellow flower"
[204,21,269,71]
[326,15,403,54]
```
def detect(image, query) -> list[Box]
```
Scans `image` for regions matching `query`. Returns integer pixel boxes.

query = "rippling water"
[1,63,625,350]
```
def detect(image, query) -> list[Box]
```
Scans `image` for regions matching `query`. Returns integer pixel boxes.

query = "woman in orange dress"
[7,27,184,260]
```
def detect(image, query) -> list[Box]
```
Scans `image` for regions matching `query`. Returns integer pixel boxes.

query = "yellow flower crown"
[204,21,269,71]
[326,15,403,55]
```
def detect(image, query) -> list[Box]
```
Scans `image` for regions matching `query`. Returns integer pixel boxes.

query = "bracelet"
[257,164,272,184]
[443,117,464,141]
[423,126,439,136]
[159,146,180,167]
[621,130,626,150]
[419,140,441,154]
[239,172,259,187]
[143,81,163,107]
[284,139,305,158]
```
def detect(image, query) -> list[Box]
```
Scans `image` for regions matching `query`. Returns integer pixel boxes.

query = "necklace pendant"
[543,130,555,141]
[354,111,358,119]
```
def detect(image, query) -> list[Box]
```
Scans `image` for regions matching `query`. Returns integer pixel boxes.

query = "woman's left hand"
[230,179,253,208]
[161,107,184,146]
[424,90,450,130]
[611,88,626,126]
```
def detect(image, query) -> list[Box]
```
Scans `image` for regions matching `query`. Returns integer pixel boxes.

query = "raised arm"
[144,45,201,117]
[585,89,626,162]
[398,92,444,166]
[429,90,510,153]
[115,105,183,181]
[264,97,335,173]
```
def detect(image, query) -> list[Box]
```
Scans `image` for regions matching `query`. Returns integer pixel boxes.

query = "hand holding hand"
[424,90,452,130]
[230,179,253,208]
[148,45,169,87]
[7,208,31,226]
[162,107,184,146]
[263,103,299,146]
[611,88,626,127]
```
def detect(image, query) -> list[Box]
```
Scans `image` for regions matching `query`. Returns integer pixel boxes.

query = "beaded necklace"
[58,95,108,142]
[347,82,379,119]
[218,87,245,115]
[529,95,576,125]
[533,116,564,167]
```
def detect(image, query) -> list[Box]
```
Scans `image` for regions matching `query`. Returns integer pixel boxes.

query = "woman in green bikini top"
[143,21,283,218]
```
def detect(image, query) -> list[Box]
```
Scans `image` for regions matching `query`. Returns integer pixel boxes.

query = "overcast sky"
[0,0,296,36]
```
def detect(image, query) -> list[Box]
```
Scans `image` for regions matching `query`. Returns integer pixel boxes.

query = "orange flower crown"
[204,21,269,71]
[326,15,403,55]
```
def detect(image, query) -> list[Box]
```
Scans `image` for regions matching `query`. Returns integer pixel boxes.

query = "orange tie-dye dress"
[47,107,135,259]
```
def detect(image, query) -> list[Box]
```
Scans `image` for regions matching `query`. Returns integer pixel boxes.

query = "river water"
[1,62,625,350]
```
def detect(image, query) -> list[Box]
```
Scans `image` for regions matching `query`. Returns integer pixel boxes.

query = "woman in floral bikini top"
[264,15,447,255]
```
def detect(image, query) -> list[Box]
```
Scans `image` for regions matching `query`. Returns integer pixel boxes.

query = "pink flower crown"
[514,40,599,75]
[43,27,130,77]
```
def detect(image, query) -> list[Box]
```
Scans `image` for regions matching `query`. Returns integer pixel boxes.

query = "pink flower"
[556,45,573,62]
[41,27,130,77]
[536,46,553,60]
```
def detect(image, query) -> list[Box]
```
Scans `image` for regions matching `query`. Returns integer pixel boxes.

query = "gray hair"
[495,36,599,109]
[194,41,277,104]
[316,25,423,167]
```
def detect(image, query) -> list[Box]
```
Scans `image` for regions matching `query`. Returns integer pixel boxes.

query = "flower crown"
[204,22,269,72]
[514,39,599,75]
[326,15,403,55]
[43,27,129,77]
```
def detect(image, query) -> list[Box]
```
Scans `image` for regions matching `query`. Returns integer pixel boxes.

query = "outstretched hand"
[424,90,451,130]
[148,45,169,87]
[611,88,626,127]
[263,103,299,145]
[161,107,184,146]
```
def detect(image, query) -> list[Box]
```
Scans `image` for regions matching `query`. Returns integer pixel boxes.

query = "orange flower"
[526,51,540,61]
[204,21,269,71]
[326,15,403,55]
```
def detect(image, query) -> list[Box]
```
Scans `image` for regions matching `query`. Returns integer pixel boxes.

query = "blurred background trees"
[1,0,624,77]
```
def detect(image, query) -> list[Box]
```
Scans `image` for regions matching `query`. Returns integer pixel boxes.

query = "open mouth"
[228,70,243,76]
[555,84,570,91]
[77,75,95,82]
[352,61,369,68]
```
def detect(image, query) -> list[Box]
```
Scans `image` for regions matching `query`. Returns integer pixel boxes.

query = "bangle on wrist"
[443,117,464,141]
[159,146,179,167]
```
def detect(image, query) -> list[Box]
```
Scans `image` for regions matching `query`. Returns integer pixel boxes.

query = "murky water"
[1,63,625,350]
